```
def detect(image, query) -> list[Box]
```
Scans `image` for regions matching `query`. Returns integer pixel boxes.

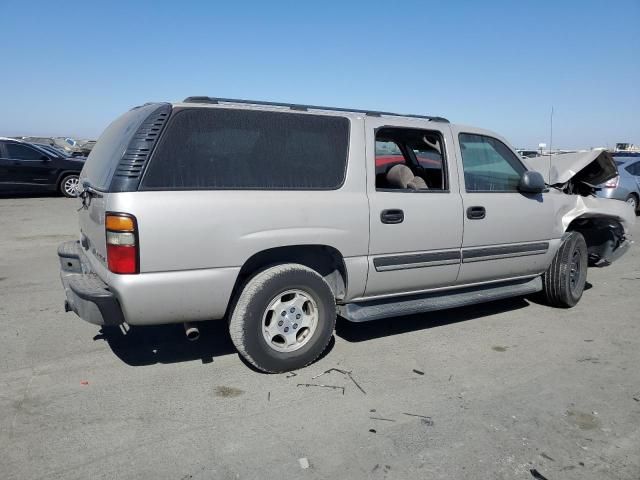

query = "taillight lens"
[106,213,138,274]
[604,176,619,188]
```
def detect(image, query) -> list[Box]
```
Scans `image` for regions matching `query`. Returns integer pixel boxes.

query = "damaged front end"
[565,209,631,266]
[531,150,619,196]
[527,150,635,266]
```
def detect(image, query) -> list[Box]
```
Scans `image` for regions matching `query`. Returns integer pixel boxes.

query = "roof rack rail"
[182,96,449,123]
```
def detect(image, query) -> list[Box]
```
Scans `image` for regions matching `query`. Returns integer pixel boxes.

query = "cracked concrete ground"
[1,196,639,479]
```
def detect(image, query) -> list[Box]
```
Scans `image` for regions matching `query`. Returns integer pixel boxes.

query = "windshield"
[40,145,70,157]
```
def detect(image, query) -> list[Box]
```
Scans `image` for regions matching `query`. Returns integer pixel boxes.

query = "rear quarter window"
[140,108,350,190]
[81,104,166,190]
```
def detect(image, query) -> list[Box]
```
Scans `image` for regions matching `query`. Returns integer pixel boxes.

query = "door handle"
[380,209,404,224]
[466,206,486,220]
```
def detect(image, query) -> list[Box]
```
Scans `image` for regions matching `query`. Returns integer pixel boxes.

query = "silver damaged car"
[58,97,635,372]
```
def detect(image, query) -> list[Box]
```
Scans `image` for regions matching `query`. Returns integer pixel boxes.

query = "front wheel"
[541,231,588,308]
[60,174,80,198]
[229,264,336,373]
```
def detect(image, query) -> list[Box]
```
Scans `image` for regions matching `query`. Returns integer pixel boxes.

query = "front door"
[452,128,556,284]
[365,118,464,297]
[3,142,54,191]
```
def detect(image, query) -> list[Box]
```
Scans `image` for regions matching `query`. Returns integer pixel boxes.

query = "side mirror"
[518,171,546,194]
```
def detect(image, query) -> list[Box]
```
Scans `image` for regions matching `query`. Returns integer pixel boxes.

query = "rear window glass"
[141,108,349,190]
[81,104,162,190]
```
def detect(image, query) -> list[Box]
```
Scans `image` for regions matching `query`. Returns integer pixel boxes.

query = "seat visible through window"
[375,128,446,190]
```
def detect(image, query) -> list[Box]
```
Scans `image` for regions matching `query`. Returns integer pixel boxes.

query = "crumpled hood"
[525,150,618,186]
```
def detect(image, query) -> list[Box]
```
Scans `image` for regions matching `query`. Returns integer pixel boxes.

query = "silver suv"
[58,97,635,372]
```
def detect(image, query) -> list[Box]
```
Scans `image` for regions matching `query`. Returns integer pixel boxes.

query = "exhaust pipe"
[184,322,200,341]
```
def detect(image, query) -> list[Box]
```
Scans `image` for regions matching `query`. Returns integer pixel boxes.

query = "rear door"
[1,142,55,190]
[365,118,464,297]
[452,127,556,284]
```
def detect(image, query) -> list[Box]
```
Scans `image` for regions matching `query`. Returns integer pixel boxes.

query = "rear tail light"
[604,176,619,188]
[105,213,138,274]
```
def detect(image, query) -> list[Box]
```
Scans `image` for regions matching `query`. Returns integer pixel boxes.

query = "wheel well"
[566,215,624,265]
[56,171,80,189]
[230,245,348,306]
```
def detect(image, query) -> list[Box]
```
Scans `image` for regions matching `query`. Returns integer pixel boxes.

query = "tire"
[59,174,80,198]
[541,231,588,308]
[625,194,639,214]
[229,263,336,373]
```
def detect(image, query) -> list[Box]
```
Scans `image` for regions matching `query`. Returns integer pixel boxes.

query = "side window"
[625,161,640,176]
[459,133,525,192]
[6,143,45,160]
[375,128,447,191]
[142,108,349,190]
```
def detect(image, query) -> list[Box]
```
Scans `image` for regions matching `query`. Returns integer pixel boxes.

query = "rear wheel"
[60,174,80,198]
[625,194,638,214]
[229,264,336,373]
[541,231,588,308]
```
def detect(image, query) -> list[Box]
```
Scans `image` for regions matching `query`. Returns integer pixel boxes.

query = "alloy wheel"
[261,289,319,353]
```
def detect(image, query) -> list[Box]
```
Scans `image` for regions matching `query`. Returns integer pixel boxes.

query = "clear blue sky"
[1,0,638,149]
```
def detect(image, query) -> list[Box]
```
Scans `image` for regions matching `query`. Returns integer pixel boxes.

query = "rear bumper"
[58,241,124,326]
[596,187,630,201]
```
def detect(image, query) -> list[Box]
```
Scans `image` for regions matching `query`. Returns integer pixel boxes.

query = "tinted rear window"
[81,104,163,190]
[141,108,349,190]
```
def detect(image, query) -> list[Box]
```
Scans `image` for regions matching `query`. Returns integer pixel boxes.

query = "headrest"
[386,164,415,189]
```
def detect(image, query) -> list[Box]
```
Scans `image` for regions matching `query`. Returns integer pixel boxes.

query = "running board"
[338,277,542,323]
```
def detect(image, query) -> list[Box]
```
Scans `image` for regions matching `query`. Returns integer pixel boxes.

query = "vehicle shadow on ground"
[97,297,532,367]
[335,297,530,343]
[96,320,336,370]
[95,321,237,367]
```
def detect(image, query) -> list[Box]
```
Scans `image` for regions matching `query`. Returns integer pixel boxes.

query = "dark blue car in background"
[0,137,85,197]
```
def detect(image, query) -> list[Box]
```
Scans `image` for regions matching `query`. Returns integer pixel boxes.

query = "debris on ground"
[529,468,549,480]
[402,412,430,419]
[267,391,270,402]
[285,372,297,378]
[412,369,425,375]
[80,380,89,385]
[369,429,376,433]
[298,458,310,469]
[402,412,434,426]
[369,416,396,422]
[296,383,345,394]
[310,367,366,394]
[348,373,366,394]
[312,368,350,379]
